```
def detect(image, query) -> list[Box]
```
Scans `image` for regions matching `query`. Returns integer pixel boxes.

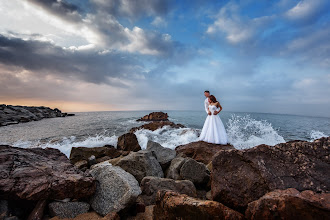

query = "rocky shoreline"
[0,104,75,127]
[0,112,329,219]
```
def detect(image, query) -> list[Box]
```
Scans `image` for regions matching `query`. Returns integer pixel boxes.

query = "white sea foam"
[310,130,328,141]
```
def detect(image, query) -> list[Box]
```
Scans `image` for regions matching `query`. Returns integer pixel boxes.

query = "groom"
[204,90,211,115]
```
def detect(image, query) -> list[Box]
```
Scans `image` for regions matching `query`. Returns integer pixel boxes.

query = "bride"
[199,95,228,145]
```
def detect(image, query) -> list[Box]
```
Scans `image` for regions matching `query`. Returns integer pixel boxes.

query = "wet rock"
[136,112,169,121]
[154,190,244,220]
[130,121,185,133]
[139,176,196,205]
[180,158,210,186]
[146,140,176,170]
[117,133,141,152]
[175,141,234,165]
[89,161,141,216]
[0,145,95,201]
[245,188,330,220]
[211,137,330,211]
[48,201,90,219]
[116,150,164,183]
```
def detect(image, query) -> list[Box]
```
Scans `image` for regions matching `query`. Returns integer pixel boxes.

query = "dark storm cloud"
[0,35,144,85]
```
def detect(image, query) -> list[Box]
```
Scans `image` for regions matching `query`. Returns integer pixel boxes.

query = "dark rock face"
[146,141,176,170]
[117,133,141,152]
[70,145,128,164]
[130,121,185,133]
[211,137,330,211]
[116,150,164,183]
[165,157,187,180]
[245,188,330,220]
[180,158,210,187]
[175,141,234,165]
[137,112,169,121]
[48,201,90,219]
[154,190,244,220]
[139,176,197,206]
[0,145,96,200]
[0,104,74,127]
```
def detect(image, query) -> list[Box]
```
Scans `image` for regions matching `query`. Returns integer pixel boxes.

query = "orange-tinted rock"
[130,121,185,133]
[137,112,169,121]
[117,133,141,152]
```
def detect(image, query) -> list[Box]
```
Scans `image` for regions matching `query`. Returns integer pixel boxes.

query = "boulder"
[49,211,120,220]
[48,201,90,219]
[165,157,187,180]
[154,190,244,220]
[175,141,234,165]
[136,112,169,121]
[116,150,164,183]
[146,141,176,170]
[180,158,210,186]
[27,200,47,220]
[130,121,185,133]
[211,137,330,211]
[89,161,141,216]
[70,145,127,164]
[245,188,330,219]
[139,176,197,205]
[0,145,95,200]
[117,133,141,152]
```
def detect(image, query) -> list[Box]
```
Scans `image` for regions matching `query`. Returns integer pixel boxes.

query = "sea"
[0,111,329,158]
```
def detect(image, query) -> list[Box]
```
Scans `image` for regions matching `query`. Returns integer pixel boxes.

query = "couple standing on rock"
[199,90,228,145]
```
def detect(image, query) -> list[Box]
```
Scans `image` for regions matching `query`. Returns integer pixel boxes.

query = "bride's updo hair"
[209,95,217,103]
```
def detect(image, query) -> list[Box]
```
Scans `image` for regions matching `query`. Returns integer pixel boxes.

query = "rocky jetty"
[130,121,185,133]
[0,104,74,127]
[137,112,169,121]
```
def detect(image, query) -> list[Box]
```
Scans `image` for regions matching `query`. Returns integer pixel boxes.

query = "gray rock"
[165,157,187,180]
[139,176,197,205]
[48,201,90,219]
[180,158,210,186]
[146,141,176,170]
[116,150,164,183]
[89,161,141,216]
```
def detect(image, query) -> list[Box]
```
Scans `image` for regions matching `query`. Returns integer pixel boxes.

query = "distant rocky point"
[0,104,75,127]
[137,112,169,121]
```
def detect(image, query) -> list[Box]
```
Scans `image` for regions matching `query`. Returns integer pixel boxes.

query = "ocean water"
[0,110,329,158]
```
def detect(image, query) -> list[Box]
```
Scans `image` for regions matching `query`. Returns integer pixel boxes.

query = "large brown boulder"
[137,112,169,121]
[70,145,128,164]
[117,133,141,152]
[0,145,95,200]
[175,141,234,165]
[245,188,330,219]
[130,121,185,133]
[154,190,244,220]
[211,137,330,212]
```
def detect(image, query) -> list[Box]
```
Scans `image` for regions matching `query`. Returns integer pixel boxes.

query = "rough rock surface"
[180,158,210,186]
[117,133,141,152]
[0,104,74,127]
[130,121,185,133]
[245,188,330,220]
[70,145,128,164]
[154,190,244,220]
[48,202,90,219]
[165,157,187,180]
[146,141,176,170]
[0,145,95,200]
[139,176,197,205]
[49,211,120,220]
[175,141,234,164]
[116,150,164,183]
[136,112,169,121]
[211,137,330,211]
[89,161,141,216]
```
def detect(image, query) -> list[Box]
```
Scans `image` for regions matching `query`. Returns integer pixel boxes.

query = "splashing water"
[310,130,327,141]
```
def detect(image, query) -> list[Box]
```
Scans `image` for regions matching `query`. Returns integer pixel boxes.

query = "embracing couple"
[199,90,228,145]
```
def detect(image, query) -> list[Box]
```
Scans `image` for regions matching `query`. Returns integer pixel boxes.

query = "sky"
[0,0,330,117]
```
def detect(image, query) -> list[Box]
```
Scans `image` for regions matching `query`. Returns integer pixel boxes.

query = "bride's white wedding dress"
[199,105,228,144]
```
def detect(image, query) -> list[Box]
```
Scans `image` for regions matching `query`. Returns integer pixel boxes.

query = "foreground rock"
[49,211,120,220]
[146,141,176,170]
[154,190,244,220]
[138,176,197,205]
[180,158,210,187]
[175,141,234,165]
[211,137,330,211]
[89,162,141,216]
[0,104,74,127]
[137,112,169,121]
[48,201,90,219]
[130,121,185,133]
[117,133,141,152]
[116,150,164,183]
[246,188,330,219]
[0,145,95,200]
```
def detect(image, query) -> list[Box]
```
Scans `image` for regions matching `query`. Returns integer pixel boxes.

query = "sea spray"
[310,130,327,141]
